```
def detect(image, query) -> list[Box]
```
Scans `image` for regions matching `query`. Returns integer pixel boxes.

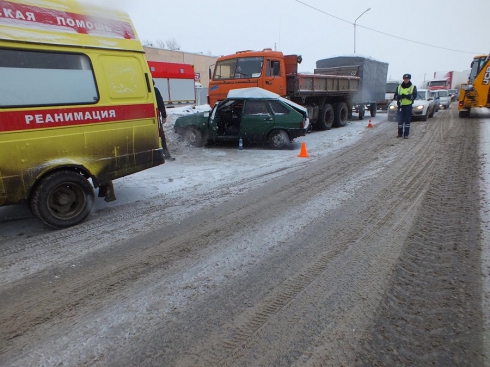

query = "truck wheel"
[333,102,348,127]
[459,109,470,118]
[358,105,365,120]
[370,103,377,117]
[268,130,291,149]
[30,170,95,229]
[185,127,204,147]
[317,104,334,130]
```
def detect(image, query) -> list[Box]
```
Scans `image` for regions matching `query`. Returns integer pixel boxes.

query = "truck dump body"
[315,56,388,104]
[286,73,360,97]
[284,55,360,97]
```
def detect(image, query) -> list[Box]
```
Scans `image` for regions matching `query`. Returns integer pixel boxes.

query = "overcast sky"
[90,0,488,87]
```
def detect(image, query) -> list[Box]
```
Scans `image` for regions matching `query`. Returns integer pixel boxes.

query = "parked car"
[174,87,309,149]
[429,90,441,112]
[387,89,436,121]
[377,80,401,111]
[447,88,458,102]
[436,89,451,109]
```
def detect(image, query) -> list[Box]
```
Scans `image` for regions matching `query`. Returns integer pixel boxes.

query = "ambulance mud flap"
[98,180,116,202]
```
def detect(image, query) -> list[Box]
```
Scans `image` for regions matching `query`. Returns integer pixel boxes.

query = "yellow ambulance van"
[0,0,165,228]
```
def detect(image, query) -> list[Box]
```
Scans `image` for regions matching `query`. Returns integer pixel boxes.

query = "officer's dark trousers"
[398,104,412,137]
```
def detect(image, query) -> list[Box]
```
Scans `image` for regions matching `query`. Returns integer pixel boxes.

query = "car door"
[240,99,274,142]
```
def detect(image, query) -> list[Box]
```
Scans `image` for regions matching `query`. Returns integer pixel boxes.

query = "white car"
[448,88,458,102]
[434,89,451,109]
[388,89,436,121]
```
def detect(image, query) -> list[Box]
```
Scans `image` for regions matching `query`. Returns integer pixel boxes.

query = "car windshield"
[416,91,427,100]
[438,90,448,97]
[386,82,399,93]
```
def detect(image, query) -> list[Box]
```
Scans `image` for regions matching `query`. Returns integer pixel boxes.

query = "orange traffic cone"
[298,142,309,158]
[367,119,373,128]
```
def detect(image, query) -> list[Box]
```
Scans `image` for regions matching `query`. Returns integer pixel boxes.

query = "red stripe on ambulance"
[0,104,156,132]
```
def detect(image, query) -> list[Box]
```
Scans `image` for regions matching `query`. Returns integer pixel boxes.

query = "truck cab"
[209,49,287,105]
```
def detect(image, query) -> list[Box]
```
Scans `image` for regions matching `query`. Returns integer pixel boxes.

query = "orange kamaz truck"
[0,0,165,228]
[208,49,387,129]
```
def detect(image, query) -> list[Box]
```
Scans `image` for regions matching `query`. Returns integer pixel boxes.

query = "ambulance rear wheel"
[31,170,95,229]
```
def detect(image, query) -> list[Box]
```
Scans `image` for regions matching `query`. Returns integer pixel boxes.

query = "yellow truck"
[0,0,165,228]
[458,54,490,118]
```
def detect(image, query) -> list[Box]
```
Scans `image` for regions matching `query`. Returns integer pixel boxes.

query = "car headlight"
[415,105,424,110]
[389,105,397,110]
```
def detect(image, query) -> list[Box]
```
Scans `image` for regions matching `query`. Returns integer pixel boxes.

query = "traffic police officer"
[394,73,417,139]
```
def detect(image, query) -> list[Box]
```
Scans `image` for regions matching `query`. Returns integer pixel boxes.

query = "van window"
[100,55,147,100]
[0,49,98,108]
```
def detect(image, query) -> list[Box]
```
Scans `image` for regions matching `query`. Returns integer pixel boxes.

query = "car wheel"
[333,102,348,127]
[421,111,428,121]
[30,170,95,229]
[185,127,204,147]
[268,130,291,149]
[429,106,434,118]
[317,104,334,130]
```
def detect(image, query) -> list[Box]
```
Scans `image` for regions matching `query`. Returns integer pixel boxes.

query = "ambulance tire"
[185,127,204,147]
[31,170,95,229]
[333,102,348,127]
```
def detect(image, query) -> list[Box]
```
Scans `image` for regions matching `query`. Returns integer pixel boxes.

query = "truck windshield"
[428,80,447,87]
[213,57,263,80]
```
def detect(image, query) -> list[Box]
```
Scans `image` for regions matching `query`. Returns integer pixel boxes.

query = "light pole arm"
[354,7,371,54]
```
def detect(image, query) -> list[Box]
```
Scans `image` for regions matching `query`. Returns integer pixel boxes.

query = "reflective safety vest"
[398,84,415,106]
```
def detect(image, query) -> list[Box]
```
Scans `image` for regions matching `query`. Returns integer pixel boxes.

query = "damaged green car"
[174,87,309,149]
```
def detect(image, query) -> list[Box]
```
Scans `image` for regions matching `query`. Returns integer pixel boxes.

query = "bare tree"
[141,39,153,47]
[156,40,166,49]
[166,38,181,51]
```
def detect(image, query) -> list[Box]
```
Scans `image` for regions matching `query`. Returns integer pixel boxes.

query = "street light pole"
[354,8,371,54]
